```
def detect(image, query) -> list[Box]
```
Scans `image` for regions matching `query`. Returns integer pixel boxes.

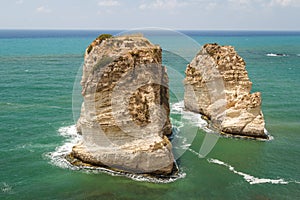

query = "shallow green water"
[0,30,299,199]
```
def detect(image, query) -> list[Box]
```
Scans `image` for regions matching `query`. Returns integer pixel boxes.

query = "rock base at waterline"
[70,137,174,175]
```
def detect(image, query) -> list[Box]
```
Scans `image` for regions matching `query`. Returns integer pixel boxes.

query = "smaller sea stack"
[184,43,268,139]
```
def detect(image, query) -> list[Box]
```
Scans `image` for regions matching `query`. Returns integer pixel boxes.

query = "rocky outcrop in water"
[72,34,174,174]
[184,43,268,139]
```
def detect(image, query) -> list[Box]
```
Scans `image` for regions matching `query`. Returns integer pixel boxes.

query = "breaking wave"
[207,158,299,185]
[171,101,220,158]
[1,182,13,194]
[46,125,82,169]
[187,148,299,185]
[170,101,215,157]
[266,53,288,57]
[171,101,211,133]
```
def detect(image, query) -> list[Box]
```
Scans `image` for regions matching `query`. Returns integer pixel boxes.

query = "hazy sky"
[1,0,299,30]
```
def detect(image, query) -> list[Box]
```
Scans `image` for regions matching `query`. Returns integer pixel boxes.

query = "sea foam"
[46,125,82,169]
[171,101,211,133]
[171,101,272,141]
[47,125,185,183]
[1,182,13,194]
[266,53,288,57]
[207,158,299,185]
[184,147,298,185]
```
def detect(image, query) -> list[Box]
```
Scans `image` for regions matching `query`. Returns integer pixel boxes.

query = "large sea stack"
[184,43,268,139]
[72,34,174,174]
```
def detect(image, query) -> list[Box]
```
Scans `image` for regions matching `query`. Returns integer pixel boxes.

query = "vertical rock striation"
[72,34,174,174]
[184,43,268,139]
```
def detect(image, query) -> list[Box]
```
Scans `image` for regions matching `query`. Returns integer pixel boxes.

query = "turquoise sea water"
[0,30,299,199]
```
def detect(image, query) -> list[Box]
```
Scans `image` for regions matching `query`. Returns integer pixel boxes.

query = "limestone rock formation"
[184,43,268,139]
[73,34,174,174]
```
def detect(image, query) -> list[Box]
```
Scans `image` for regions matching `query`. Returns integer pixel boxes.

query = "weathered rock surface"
[184,43,268,139]
[73,34,174,174]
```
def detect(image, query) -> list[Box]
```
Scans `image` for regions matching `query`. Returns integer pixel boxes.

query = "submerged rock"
[184,43,268,139]
[73,34,174,175]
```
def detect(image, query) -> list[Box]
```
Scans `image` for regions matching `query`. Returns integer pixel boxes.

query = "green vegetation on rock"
[86,34,113,54]
[96,33,113,42]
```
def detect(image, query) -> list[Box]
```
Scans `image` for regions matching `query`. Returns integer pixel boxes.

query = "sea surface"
[0,30,299,199]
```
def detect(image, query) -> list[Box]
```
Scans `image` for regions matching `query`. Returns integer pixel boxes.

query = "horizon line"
[0,28,300,32]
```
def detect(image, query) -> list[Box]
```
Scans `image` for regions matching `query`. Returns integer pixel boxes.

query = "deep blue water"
[0,30,299,199]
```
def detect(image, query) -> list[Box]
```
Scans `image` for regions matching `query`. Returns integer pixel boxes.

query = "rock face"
[73,34,174,174]
[184,43,268,139]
